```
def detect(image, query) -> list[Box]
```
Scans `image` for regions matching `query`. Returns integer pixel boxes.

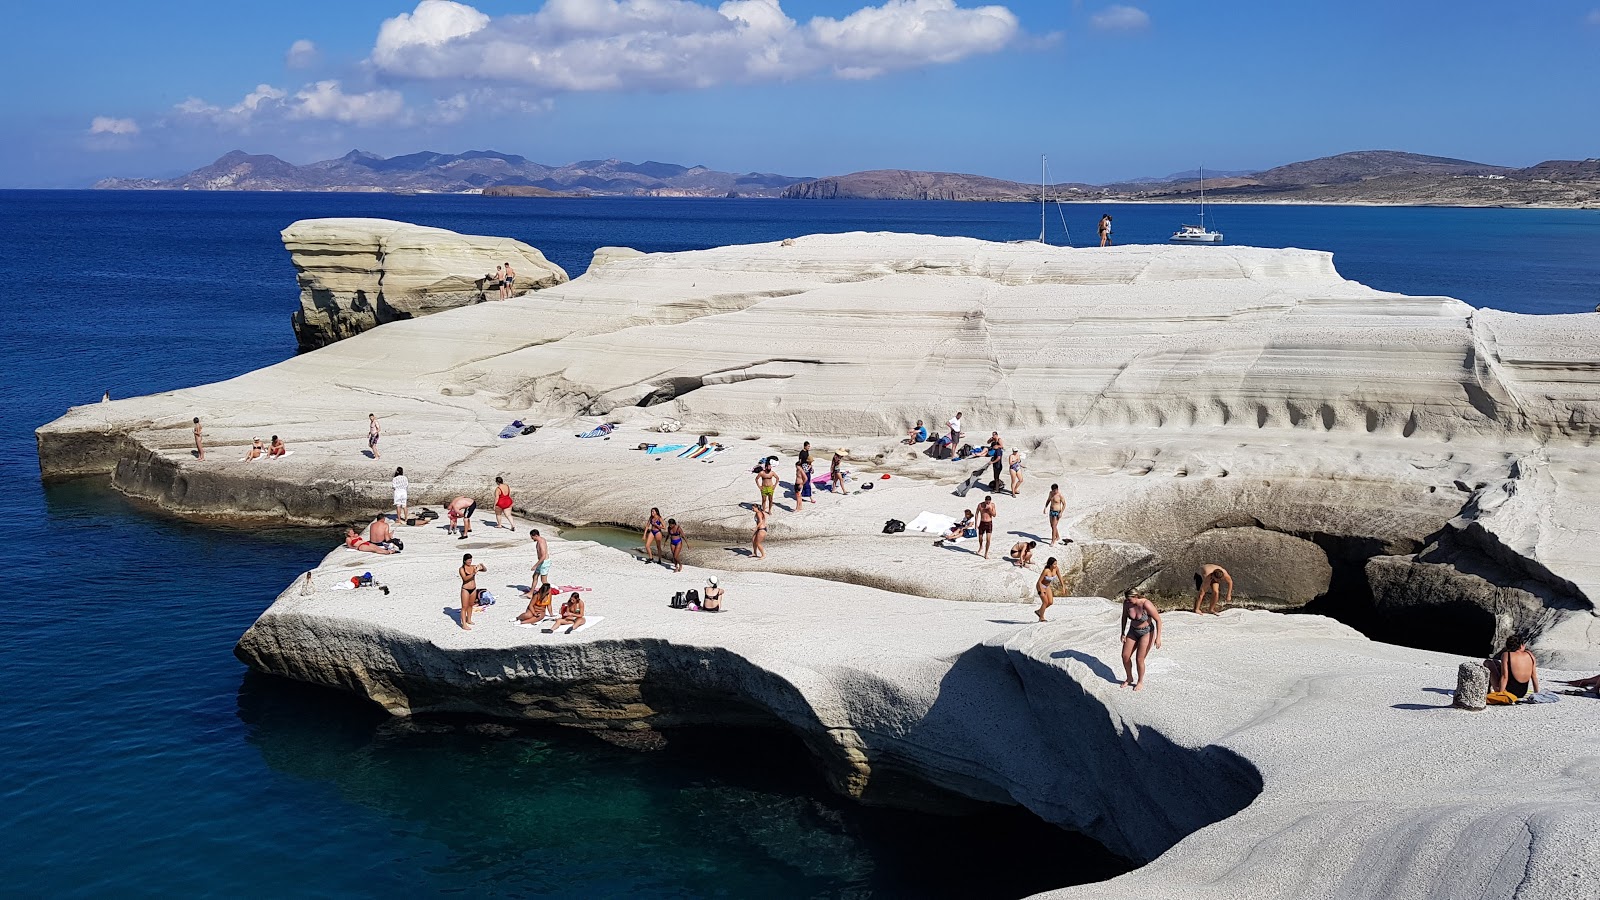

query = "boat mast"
[1198,166,1206,230]
[1040,154,1047,243]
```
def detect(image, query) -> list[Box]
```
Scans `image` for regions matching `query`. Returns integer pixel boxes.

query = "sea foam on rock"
[284,218,567,350]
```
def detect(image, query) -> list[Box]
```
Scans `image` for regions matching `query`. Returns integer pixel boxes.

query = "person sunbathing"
[244,438,264,461]
[1484,634,1540,699]
[343,527,395,554]
[936,510,974,544]
[546,593,586,634]
[368,514,400,551]
[702,576,724,612]
[1008,540,1037,567]
[518,583,553,624]
[1561,673,1600,690]
[268,435,287,458]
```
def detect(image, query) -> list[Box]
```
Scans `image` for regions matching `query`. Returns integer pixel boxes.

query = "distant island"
[96,149,1600,208]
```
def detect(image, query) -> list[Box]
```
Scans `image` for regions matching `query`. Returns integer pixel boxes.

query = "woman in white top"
[392,466,409,522]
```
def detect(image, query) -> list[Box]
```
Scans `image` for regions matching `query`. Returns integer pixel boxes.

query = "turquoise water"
[3,191,1597,896]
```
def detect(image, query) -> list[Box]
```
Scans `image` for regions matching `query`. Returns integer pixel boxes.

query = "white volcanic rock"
[35,232,1600,665]
[283,218,567,350]
[235,521,1600,899]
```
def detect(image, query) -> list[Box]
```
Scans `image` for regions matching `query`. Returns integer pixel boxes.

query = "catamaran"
[1170,168,1224,243]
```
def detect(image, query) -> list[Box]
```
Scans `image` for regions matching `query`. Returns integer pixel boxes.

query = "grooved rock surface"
[284,218,567,350]
[236,523,1600,900]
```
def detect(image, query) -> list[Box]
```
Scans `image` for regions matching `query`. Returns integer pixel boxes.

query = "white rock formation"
[284,218,567,350]
[236,521,1600,899]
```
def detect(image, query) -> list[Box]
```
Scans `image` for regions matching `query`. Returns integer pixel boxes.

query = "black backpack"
[883,519,906,534]
[670,591,688,609]
[686,589,700,607]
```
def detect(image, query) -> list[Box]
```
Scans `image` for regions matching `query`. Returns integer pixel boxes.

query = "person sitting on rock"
[936,510,974,544]
[904,420,927,444]
[518,583,553,625]
[369,514,401,552]
[1193,564,1233,614]
[702,576,724,612]
[1008,540,1037,568]
[343,526,395,554]
[1484,634,1540,700]
[244,437,264,461]
[546,592,585,634]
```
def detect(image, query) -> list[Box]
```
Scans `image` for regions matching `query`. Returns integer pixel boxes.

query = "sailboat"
[1011,155,1072,246]
[1170,168,1223,244]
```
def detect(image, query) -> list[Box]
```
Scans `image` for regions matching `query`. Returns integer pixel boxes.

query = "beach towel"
[677,445,700,458]
[646,444,689,455]
[499,423,522,439]
[688,445,713,459]
[578,423,615,439]
[516,615,605,634]
[906,511,958,535]
[1522,691,1562,704]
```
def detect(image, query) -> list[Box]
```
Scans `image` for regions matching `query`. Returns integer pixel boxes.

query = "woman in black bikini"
[459,553,487,630]
[752,505,767,559]
[643,507,665,564]
[667,519,687,572]
[1120,589,1162,690]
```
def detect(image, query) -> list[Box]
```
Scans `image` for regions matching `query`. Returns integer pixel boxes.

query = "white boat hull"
[1171,231,1224,243]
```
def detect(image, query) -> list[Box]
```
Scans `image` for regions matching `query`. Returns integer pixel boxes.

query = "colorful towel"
[555,585,592,593]
[578,423,615,438]
[646,444,689,455]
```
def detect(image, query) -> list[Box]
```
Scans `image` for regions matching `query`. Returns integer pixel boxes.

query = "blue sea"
[2,191,1596,897]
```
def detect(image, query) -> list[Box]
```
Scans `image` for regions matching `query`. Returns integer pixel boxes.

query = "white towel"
[516,614,605,634]
[906,511,957,534]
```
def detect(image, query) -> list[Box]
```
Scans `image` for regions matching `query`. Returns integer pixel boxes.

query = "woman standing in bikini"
[1035,557,1061,621]
[1120,589,1163,690]
[643,507,665,564]
[492,476,515,531]
[193,417,205,460]
[1008,449,1025,496]
[667,519,687,572]
[752,505,767,559]
[459,554,487,630]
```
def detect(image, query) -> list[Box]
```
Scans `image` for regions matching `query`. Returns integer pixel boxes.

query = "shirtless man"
[268,435,287,458]
[344,526,395,554]
[446,496,477,539]
[1194,564,1233,614]
[976,495,997,559]
[1043,484,1066,545]
[527,529,551,593]
[193,417,205,460]
[458,554,487,630]
[367,413,381,459]
[369,514,395,548]
[1008,540,1037,567]
[755,462,778,513]
[493,264,504,299]
[502,261,516,300]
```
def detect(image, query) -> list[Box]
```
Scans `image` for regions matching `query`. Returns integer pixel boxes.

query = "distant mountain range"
[785,151,1600,208]
[96,149,1600,208]
[94,149,811,197]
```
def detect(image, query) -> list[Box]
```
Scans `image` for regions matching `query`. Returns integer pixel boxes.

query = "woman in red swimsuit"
[493,476,514,531]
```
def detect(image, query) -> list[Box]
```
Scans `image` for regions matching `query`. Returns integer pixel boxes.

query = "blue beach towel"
[646,444,689,455]
[578,423,615,439]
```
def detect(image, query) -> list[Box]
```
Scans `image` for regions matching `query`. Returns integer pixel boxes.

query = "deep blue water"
[2,191,1597,897]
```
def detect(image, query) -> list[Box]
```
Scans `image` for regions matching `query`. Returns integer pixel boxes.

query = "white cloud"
[286,39,320,68]
[368,0,1020,90]
[290,81,409,125]
[89,116,139,135]
[1089,4,1148,31]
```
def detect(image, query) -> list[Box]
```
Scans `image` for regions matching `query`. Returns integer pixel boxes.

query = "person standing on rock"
[1193,564,1233,615]
[446,495,477,539]
[1007,449,1025,496]
[1043,484,1066,545]
[458,554,487,630]
[756,462,778,514]
[644,507,666,564]
[987,432,1005,491]
[392,467,409,523]
[367,413,381,459]
[1035,557,1061,621]
[976,495,997,559]
[493,476,514,530]
[528,529,551,592]
[752,505,768,559]
[794,442,815,508]
[193,417,205,460]
[493,265,505,299]
[1120,589,1163,691]
[502,261,516,300]
[947,412,964,448]
[1099,214,1113,247]
[667,519,687,572]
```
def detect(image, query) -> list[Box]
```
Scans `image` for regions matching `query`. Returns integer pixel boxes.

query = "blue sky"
[3,0,1597,187]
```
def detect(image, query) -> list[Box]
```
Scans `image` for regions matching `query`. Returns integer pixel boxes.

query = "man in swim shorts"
[367,413,381,459]
[756,462,778,513]
[1194,564,1233,615]
[976,495,997,559]
[527,529,551,592]
[446,496,477,539]
[1044,484,1066,545]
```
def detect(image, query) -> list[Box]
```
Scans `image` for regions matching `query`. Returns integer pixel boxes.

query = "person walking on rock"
[976,495,997,559]
[527,529,550,592]
[193,417,205,460]
[1099,214,1113,247]
[643,507,666,564]
[1044,484,1066,545]
[493,476,514,530]
[667,519,687,572]
[502,261,516,300]
[1035,557,1061,622]
[367,413,382,459]
[1194,564,1233,615]
[458,554,487,630]
[1120,589,1163,690]
[392,467,409,523]
[493,264,504,299]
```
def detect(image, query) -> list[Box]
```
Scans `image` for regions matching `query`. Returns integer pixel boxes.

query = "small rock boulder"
[1453,661,1488,710]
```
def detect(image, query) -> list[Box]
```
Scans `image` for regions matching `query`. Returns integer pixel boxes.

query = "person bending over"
[1194,564,1233,614]
[446,496,477,539]
[1009,540,1037,568]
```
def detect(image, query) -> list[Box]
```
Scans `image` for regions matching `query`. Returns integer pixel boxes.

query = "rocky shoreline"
[38,229,1600,897]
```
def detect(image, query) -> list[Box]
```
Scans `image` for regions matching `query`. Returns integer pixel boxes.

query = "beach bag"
[1485,690,1519,706]
[686,589,700,607]
[883,519,905,534]
[670,591,688,609]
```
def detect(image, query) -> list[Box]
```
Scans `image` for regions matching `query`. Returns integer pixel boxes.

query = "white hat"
[707,576,718,586]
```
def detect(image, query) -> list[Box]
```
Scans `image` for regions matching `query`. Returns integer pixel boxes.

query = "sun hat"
[707,576,718,586]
